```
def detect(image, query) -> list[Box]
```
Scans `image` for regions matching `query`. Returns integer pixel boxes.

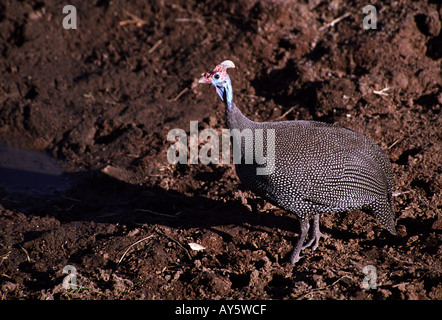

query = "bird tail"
[364,199,397,235]
[384,216,397,235]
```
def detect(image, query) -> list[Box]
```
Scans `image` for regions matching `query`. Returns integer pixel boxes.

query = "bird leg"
[301,213,329,251]
[289,218,310,264]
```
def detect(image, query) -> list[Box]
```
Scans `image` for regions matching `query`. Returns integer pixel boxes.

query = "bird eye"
[214,74,220,80]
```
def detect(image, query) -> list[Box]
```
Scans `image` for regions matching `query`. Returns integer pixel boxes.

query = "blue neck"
[225,81,233,111]
[216,76,233,111]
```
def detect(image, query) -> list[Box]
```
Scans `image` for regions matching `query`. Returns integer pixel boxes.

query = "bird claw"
[301,215,329,251]
[310,231,329,251]
[302,237,326,251]
[289,216,329,264]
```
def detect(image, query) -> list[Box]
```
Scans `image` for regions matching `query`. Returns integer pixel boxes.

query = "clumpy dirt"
[0,0,441,300]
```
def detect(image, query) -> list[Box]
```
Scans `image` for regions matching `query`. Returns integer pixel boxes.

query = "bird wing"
[271,122,389,210]
[303,151,389,209]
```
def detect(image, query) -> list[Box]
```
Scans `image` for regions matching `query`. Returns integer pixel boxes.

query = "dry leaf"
[188,242,205,251]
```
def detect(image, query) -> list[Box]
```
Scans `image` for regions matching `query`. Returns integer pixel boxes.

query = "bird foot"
[301,214,329,251]
[301,238,314,250]
[289,218,309,264]
[302,230,329,251]
[312,231,329,251]
[289,217,329,264]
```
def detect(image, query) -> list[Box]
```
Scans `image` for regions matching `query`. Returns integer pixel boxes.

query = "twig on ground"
[155,229,192,260]
[0,251,11,268]
[297,275,352,299]
[61,196,82,203]
[373,87,391,96]
[148,39,163,54]
[388,139,401,149]
[169,87,189,102]
[116,235,155,269]
[19,245,31,263]
[273,106,295,121]
[175,18,204,24]
[392,190,411,197]
[135,208,178,219]
[319,12,351,31]
[119,10,147,27]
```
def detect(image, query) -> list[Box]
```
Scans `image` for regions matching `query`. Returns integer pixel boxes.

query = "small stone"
[426,11,441,37]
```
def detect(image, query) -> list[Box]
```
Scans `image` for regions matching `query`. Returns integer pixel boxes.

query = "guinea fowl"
[198,60,396,263]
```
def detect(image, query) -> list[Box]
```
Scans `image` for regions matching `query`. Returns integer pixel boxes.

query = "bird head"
[198,60,235,108]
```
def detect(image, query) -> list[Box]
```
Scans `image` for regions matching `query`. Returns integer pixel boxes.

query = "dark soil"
[0,0,441,300]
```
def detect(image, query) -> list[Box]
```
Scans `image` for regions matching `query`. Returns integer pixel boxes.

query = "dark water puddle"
[0,142,70,194]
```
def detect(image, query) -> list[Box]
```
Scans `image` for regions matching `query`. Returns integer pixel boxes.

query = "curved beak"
[198,73,211,84]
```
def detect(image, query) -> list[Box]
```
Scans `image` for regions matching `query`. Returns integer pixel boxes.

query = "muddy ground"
[0,0,441,300]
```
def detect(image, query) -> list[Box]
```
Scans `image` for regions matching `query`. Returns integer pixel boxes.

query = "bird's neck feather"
[226,102,255,130]
[220,76,256,130]
[224,77,233,111]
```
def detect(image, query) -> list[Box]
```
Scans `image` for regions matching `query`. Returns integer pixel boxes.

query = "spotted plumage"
[199,60,396,263]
